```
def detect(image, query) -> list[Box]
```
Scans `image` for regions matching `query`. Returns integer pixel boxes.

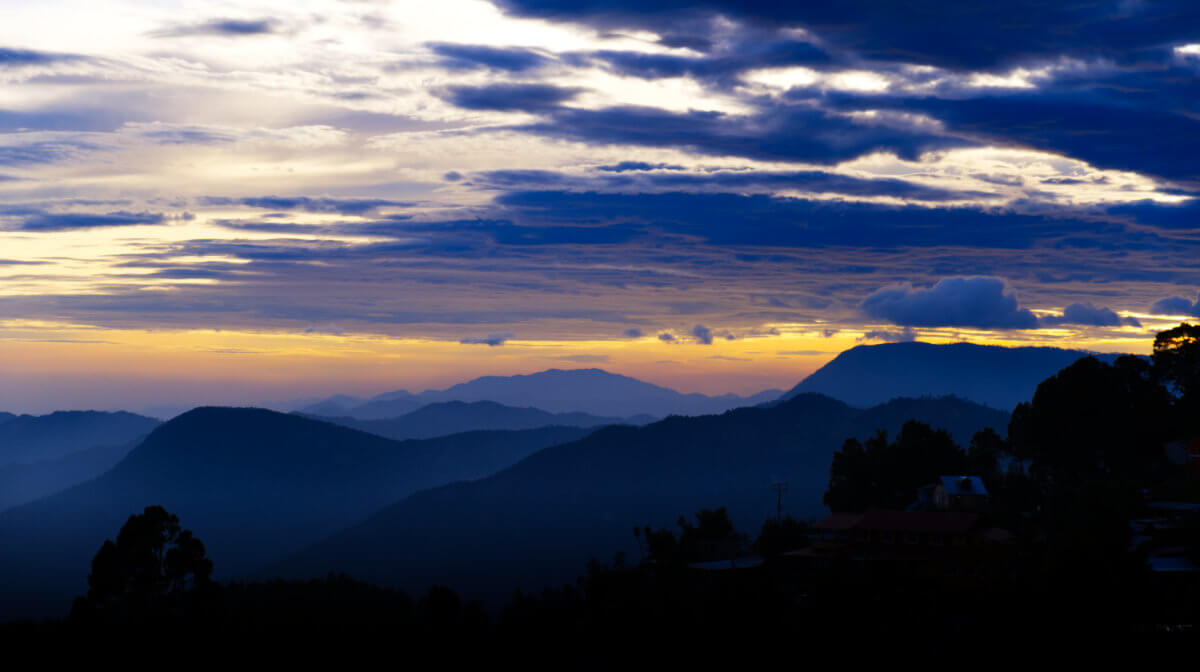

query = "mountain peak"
[786,341,1128,411]
[307,368,781,420]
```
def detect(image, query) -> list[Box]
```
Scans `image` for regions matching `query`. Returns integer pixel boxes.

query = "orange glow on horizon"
[0,318,1163,415]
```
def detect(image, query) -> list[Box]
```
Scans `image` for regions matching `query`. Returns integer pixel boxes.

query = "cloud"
[0,136,105,166]
[476,167,991,202]
[440,83,583,111]
[459,332,515,346]
[1150,293,1200,316]
[494,1,1200,70]
[151,18,280,38]
[304,324,345,335]
[595,161,685,172]
[563,37,831,92]
[516,102,968,165]
[1039,302,1141,328]
[657,332,676,342]
[430,43,552,72]
[201,196,412,215]
[622,327,644,338]
[0,47,80,67]
[5,210,167,232]
[554,354,610,363]
[860,276,1038,329]
[691,323,714,344]
[860,327,918,343]
[837,82,1200,182]
[494,190,1144,250]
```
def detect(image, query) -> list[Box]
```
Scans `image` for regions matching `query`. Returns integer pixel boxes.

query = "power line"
[770,481,788,521]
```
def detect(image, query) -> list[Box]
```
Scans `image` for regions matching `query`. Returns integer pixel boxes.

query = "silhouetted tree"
[640,507,745,566]
[823,430,889,512]
[1153,322,1200,432]
[1009,355,1171,485]
[968,427,1006,486]
[70,505,213,625]
[824,421,966,512]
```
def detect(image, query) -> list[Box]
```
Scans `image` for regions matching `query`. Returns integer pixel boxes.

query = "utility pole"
[771,481,788,521]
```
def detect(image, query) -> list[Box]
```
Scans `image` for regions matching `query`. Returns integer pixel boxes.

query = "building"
[788,509,1013,580]
[914,475,989,512]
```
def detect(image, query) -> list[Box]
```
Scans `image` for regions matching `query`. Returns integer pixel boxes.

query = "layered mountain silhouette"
[273,394,1008,603]
[0,412,14,425]
[0,440,138,513]
[785,342,1127,411]
[0,408,591,619]
[301,369,783,419]
[308,400,655,441]
[0,411,160,465]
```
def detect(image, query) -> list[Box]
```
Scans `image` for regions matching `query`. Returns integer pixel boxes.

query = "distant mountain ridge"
[0,440,139,513]
[301,368,783,419]
[0,408,592,619]
[273,393,1009,603]
[784,342,1130,411]
[308,400,655,441]
[0,411,160,466]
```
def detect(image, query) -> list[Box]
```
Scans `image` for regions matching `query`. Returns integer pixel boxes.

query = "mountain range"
[306,400,655,441]
[786,341,1128,411]
[300,368,784,419]
[0,440,140,513]
[0,339,1115,620]
[0,410,591,619]
[272,393,1009,603]
[0,411,160,466]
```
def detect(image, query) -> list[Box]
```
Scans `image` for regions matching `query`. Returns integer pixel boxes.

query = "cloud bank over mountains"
[0,0,1197,407]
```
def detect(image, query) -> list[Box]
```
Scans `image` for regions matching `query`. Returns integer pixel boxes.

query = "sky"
[4,0,1200,413]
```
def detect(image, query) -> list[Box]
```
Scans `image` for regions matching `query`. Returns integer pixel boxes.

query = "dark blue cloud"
[430,43,552,72]
[513,102,969,165]
[459,332,514,346]
[691,323,714,344]
[622,327,644,337]
[201,196,413,215]
[634,169,996,202]
[860,276,1039,329]
[440,83,583,111]
[0,47,79,67]
[1150,292,1200,316]
[575,38,829,85]
[0,139,102,166]
[6,210,167,232]
[474,167,995,202]
[492,190,1162,250]
[658,332,676,342]
[595,161,685,172]
[151,18,279,37]
[861,327,918,343]
[816,59,1200,183]
[1039,302,1141,327]
[131,127,238,145]
[494,1,1200,70]
[1109,199,1200,230]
